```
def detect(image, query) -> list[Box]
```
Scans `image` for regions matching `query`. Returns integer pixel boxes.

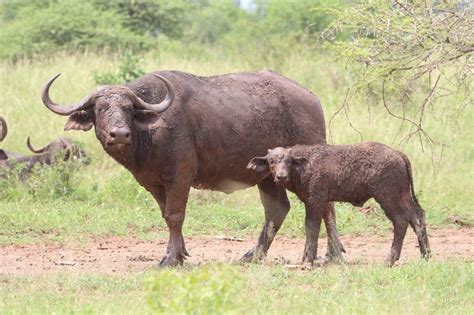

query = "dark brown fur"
[41,70,345,266]
[248,142,431,266]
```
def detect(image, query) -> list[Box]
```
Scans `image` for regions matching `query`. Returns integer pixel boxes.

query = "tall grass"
[0,45,472,244]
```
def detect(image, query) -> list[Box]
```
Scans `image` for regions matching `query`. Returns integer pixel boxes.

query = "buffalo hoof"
[239,246,265,264]
[325,242,345,263]
[325,252,345,264]
[158,254,184,268]
[302,250,317,265]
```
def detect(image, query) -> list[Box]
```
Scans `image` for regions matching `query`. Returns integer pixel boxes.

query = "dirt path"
[1,228,472,275]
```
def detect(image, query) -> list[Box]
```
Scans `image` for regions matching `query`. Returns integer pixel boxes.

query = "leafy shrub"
[147,265,241,314]
[0,0,150,61]
[0,0,191,61]
[93,51,145,85]
[94,0,191,39]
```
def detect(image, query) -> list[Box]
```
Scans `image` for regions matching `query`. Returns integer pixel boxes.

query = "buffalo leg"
[159,184,191,267]
[240,177,290,262]
[388,217,409,266]
[408,203,431,260]
[151,185,188,257]
[151,185,166,213]
[322,202,345,261]
[302,202,323,264]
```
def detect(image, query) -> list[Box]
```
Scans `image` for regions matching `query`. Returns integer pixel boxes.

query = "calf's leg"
[302,202,323,265]
[322,202,345,261]
[408,203,431,260]
[379,200,410,266]
[241,179,345,263]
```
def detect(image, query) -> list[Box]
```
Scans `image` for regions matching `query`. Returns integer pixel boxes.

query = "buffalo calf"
[248,142,431,266]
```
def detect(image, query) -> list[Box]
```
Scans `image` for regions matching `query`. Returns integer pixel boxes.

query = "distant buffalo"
[3,137,88,176]
[0,115,87,175]
[25,136,88,166]
[40,70,345,266]
[247,143,431,266]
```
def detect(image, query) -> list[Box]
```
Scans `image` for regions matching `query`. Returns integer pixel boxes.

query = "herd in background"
[0,116,87,177]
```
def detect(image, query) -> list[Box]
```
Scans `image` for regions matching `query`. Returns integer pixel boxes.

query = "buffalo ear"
[64,111,93,131]
[246,156,269,172]
[0,149,7,160]
[292,156,308,172]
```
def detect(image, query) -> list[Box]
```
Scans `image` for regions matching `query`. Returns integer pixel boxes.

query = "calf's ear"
[246,156,269,172]
[64,111,93,131]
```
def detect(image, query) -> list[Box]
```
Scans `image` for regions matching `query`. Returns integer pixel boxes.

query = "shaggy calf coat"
[248,142,431,266]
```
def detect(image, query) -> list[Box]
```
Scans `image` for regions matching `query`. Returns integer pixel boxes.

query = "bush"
[0,0,192,61]
[93,51,145,85]
[0,0,150,61]
[147,265,241,314]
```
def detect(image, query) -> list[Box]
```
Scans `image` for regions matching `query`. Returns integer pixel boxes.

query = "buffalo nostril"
[109,127,131,142]
[277,175,287,180]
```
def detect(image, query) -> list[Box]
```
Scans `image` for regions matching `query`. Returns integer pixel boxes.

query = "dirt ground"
[1,228,472,275]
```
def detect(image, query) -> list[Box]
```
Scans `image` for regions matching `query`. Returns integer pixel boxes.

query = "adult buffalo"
[26,136,88,166]
[40,70,345,266]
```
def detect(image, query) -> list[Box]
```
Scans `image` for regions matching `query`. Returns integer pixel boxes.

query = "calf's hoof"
[422,250,432,261]
[385,257,398,267]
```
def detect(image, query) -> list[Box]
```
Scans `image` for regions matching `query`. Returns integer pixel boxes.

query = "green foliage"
[0,0,150,61]
[184,0,245,44]
[0,0,192,61]
[94,0,191,39]
[147,265,241,314]
[93,51,145,85]
[257,0,340,38]
[322,1,473,144]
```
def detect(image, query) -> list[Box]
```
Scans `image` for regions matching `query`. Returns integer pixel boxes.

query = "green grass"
[0,261,472,314]
[0,47,472,245]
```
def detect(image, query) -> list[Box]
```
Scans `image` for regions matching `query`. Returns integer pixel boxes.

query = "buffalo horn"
[0,116,7,142]
[26,136,47,154]
[42,73,94,116]
[131,75,175,113]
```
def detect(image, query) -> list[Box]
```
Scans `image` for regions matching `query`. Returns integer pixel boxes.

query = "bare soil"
[1,228,472,275]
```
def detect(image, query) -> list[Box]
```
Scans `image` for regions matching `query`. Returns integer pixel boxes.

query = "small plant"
[93,51,145,85]
[147,265,241,314]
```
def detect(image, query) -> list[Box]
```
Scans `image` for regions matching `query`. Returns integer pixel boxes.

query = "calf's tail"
[401,153,420,207]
